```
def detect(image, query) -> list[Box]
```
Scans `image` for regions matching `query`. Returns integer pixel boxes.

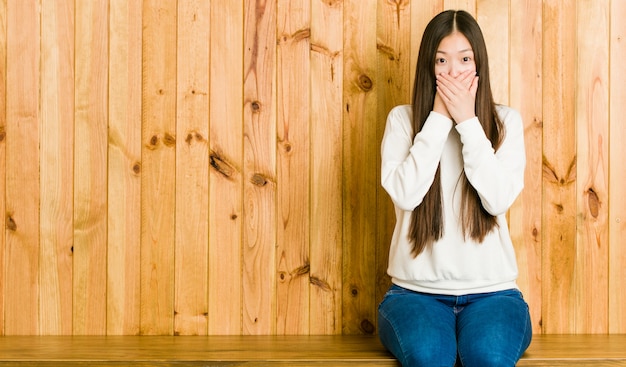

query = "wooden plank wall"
[0,0,624,336]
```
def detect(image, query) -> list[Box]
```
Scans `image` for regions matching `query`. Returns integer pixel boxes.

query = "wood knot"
[147,135,159,149]
[185,131,205,145]
[350,287,358,297]
[360,319,375,335]
[6,215,17,231]
[358,74,373,91]
[163,133,176,147]
[251,101,261,112]
[310,276,332,292]
[0,128,5,142]
[132,162,141,174]
[250,173,269,187]
[587,187,600,218]
[210,150,236,179]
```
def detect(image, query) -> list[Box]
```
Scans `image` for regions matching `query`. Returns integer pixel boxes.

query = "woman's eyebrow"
[436,48,473,54]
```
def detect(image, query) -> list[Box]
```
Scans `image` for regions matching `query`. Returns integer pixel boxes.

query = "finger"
[469,75,479,96]
[436,74,460,95]
[459,70,476,89]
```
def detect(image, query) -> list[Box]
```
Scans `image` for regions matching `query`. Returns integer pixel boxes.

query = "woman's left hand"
[435,70,478,124]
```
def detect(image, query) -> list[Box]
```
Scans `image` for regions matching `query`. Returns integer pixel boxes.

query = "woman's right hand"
[433,90,451,119]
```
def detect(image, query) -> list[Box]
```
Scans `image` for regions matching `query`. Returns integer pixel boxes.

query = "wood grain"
[140,0,177,335]
[4,0,40,335]
[0,335,626,366]
[40,0,74,336]
[310,0,343,335]
[477,0,509,106]
[609,0,626,334]
[371,0,411,335]
[509,0,543,333]
[541,0,578,334]
[574,0,609,333]
[243,0,277,335]
[0,0,6,335]
[174,0,210,336]
[208,0,244,335]
[73,0,109,335]
[276,0,311,335]
[0,0,625,336]
[107,0,142,336]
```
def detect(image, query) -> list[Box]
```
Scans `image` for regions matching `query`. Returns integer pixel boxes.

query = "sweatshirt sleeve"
[381,105,454,211]
[455,106,526,215]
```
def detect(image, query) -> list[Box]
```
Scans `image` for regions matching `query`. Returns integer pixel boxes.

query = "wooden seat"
[0,334,625,366]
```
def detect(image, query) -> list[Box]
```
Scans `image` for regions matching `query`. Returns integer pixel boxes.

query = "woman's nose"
[449,64,461,77]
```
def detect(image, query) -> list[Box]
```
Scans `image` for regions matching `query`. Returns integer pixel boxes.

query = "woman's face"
[434,32,476,77]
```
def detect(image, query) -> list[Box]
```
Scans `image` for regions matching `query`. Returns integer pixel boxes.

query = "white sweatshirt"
[381,104,526,296]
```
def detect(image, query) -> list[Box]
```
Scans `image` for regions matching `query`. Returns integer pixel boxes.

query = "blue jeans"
[378,285,532,367]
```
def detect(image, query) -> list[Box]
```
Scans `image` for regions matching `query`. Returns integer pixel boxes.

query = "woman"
[378,9,532,367]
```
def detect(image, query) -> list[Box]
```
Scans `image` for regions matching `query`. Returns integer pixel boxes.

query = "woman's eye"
[462,56,471,62]
[436,58,446,64]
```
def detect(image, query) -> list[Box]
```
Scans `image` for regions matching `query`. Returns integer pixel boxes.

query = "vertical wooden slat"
[4,0,40,335]
[141,0,177,335]
[477,0,509,106]
[609,0,626,334]
[509,0,543,334]
[74,0,109,335]
[542,0,577,334]
[208,0,243,335]
[174,0,210,336]
[370,0,411,336]
[575,0,609,334]
[0,0,9,335]
[310,0,342,335]
[40,0,74,335]
[276,0,311,335]
[343,0,379,335]
[107,0,142,336]
[243,0,277,335]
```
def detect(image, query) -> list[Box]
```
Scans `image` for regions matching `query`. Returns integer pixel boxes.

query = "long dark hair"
[409,10,505,256]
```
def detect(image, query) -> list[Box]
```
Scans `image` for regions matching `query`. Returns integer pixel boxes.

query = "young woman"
[378,9,532,367]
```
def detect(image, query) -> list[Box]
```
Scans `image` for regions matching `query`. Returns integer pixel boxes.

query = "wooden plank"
[276,0,311,335]
[243,0,277,335]
[73,0,109,335]
[310,0,342,335]
[1,335,626,366]
[343,0,379,335]
[574,0,609,334]
[476,0,509,106]
[508,0,543,334]
[208,0,243,335]
[541,0,578,334]
[0,0,8,336]
[371,0,411,335]
[40,0,74,336]
[174,0,210,336]
[107,0,142,336]
[4,0,40,335]
[609,0,626,334]
[140,0,177,335]
[0,336,398,366]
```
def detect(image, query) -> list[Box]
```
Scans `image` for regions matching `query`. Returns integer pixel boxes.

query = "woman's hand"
[435,70,478,124]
